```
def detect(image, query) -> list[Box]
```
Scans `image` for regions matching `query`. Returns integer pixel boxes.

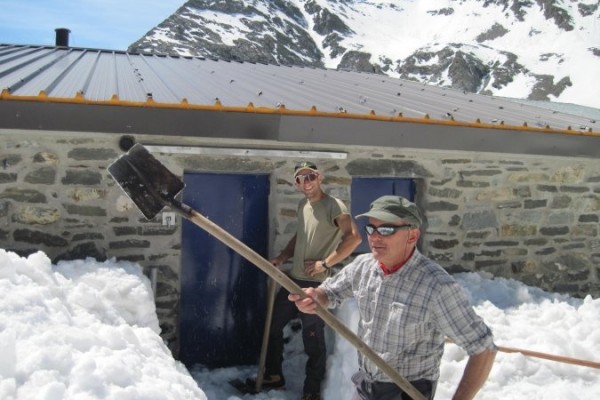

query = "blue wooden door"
[351,178,416,254]
[179,172,269,368]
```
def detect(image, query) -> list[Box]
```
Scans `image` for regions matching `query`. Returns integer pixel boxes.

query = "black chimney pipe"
[55,28,70,47]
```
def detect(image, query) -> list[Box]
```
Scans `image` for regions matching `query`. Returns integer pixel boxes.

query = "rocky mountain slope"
[129,0,600,109]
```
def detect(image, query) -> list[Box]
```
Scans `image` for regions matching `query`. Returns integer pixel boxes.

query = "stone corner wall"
[416,157,600,297]
[0,132,184,351]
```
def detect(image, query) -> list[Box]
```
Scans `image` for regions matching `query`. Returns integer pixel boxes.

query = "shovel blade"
[108,143,185,219]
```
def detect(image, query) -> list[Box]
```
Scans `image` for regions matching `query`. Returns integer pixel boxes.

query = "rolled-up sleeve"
[433,281,496,355]
[321,254,369,308]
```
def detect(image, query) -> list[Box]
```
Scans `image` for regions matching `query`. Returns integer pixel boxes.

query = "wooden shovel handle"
[255,277,278,391]
[497,345,600,369]
[181,207,427,400]
[445,339,600,369]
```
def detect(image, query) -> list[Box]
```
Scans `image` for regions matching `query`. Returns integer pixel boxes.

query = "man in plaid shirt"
[289,195,496,400]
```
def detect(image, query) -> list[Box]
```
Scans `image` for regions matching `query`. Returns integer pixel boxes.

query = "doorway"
[179,172,270,368]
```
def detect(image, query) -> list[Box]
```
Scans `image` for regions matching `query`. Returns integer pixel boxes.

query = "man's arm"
[288,287,329,314]
[308,214,361,276]
[452,348,496,400]
[326,214,362,266]
[271,234,296,267]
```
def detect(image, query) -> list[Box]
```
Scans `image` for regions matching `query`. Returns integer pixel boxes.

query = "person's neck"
[381,247,415,269]
[306,190,325,203]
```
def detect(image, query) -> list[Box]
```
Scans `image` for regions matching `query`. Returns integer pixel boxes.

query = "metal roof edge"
[1,90,596,138]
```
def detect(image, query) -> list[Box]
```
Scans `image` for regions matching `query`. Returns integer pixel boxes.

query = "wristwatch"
[321,260,329,269]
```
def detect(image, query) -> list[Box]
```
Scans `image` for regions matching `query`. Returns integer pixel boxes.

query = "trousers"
[351,371,436,400]
[264,279,326,395]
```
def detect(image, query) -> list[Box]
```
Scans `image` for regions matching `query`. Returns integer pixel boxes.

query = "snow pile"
[0,249,205,400]
[2,248,600,400]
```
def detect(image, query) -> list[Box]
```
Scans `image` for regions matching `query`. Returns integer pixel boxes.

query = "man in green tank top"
[248,161,362,400]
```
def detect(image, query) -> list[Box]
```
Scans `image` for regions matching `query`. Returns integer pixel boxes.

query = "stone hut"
[1,43,598,360]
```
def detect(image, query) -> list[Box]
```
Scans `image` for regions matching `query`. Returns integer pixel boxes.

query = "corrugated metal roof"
[0,44,597,135]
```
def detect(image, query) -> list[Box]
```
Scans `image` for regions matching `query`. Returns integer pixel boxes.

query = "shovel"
[108,143,426,400]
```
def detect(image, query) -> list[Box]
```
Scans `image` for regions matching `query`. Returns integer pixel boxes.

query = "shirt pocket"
[384,302,426,354]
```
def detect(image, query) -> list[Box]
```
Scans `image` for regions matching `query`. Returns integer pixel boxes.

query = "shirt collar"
[378,248,419,276]
[378,261,403,276]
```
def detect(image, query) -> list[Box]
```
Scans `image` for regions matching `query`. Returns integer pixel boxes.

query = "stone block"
[0,188,46,203]
[463,209,497,229]
[13,206,60,225]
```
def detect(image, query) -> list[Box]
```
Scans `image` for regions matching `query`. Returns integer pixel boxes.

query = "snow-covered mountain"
[129,0,600,109]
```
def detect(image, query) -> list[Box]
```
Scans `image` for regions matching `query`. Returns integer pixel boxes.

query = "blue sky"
[0,0,185,50]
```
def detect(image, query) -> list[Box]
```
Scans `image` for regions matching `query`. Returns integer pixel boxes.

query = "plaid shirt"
[321,249,495,382]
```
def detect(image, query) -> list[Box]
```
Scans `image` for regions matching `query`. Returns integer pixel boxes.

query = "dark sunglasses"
[295,173,319,185]
[365,224,414,236]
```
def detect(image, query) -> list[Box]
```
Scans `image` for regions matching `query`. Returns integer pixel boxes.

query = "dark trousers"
[264,279,326,395]
[351,371,436,400]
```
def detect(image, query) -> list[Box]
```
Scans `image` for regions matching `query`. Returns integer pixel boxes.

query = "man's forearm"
[324,237,360,266]
[289,287,329,314]
[452,348,496,400]
[325,216,361,266]
[277,235,296,261]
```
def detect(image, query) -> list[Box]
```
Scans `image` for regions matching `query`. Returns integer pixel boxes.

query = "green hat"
[356,195,422,226]
[294,161,318,176]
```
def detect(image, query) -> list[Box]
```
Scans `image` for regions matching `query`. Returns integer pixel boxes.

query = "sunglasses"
[295,173,319,185]
[365,224,414,236]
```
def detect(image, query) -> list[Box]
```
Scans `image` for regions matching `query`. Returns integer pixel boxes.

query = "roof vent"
[55,28,70,47]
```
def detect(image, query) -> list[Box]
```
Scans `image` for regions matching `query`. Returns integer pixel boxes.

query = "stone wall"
[1,129,598,354]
